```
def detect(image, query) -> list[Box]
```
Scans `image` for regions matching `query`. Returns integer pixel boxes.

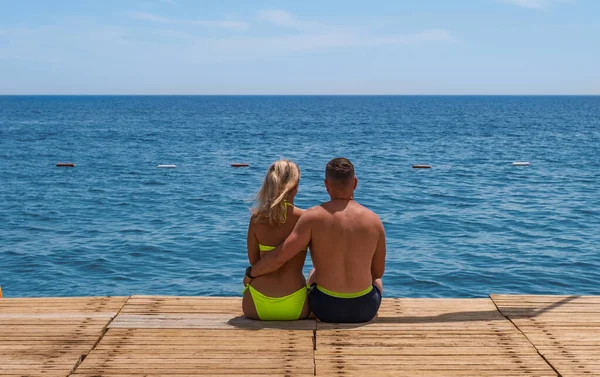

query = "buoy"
[0,286,3,298]
[231,163,249,168]
[56,163,75,167]
[512,162,530,167]
[413,165,431,169]
[157,164,176,168]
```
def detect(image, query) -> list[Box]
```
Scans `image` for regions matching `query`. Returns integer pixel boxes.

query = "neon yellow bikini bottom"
[244,285,308,321]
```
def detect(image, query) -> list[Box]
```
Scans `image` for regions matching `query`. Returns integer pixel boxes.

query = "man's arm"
[247,219,260,265]
[250,211,313,277]
[371,219,386,280]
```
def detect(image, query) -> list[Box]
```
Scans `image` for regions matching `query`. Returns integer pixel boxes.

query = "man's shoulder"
[353,201,379,215]
[297,204,330,221]
[354,202,384,224]
[305,204,328,216]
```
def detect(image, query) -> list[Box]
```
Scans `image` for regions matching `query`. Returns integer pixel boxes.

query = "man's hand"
[243,275,252,287]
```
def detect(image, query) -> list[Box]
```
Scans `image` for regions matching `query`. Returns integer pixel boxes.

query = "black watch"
[245,266,255,279]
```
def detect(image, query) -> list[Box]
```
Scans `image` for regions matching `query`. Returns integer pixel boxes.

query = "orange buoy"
[56,163,75,167]
[413,165,431,169]
[0,286,2,298]
[231,163,249,168]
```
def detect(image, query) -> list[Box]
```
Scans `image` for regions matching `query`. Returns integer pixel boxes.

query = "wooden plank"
[491,294,600,377]
[0,297,128,377]
[491,294,600,302]
[6,295,599,377]
[73,328,315,376]
[110,314,317,330]
[120,296,242,315]
[316,298,557,377]
[75,374,313,377]
[0,313,117,320]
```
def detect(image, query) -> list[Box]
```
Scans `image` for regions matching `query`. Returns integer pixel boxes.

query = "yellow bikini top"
[258,201,307,252]
[259,244,308,252]
[259,244,277,252]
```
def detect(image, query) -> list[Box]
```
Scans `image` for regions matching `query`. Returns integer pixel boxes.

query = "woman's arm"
[247,218,261,265]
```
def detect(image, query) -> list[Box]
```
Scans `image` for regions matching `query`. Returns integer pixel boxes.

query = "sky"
[0,0,599,94]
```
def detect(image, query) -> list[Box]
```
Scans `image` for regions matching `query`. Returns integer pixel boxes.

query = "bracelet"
[245,266,255,279]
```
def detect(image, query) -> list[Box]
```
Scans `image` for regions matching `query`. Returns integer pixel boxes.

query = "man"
[245,157,386,323]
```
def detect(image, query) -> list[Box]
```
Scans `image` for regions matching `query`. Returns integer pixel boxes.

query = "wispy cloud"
[253,10,454,48]
[257,9,323,32]
[171,28,454,62]
[371,29,455,45]
[0,10,454,71]
[499,0,574,9]
[130,11,247,30]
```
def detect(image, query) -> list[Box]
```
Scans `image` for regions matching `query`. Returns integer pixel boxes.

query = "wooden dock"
[1,295,598,376]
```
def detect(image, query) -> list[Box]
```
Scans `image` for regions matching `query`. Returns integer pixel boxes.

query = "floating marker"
[413,165,431,169]
[56,163,75,167]
[231,163,249,168]
[512,162,530,167]
[157,164,176,168]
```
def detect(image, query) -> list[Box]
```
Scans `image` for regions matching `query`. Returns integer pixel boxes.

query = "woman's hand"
[243,275,252,286]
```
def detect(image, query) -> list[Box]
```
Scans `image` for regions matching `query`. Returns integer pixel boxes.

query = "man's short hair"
[326,158,355,186]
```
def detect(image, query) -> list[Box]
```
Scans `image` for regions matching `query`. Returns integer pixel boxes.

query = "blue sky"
[0,0,598,94]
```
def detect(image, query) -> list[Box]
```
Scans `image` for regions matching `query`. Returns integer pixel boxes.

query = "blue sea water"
[1,95,599,298]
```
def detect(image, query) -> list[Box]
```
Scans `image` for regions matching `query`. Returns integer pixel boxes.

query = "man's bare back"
[308,199,385,293]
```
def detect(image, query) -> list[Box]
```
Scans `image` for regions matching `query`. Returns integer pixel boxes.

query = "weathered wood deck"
[1,295,598,376]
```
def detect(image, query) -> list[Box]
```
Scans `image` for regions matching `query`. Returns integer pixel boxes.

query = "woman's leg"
[242,289,259,320]
[298,291,311,319]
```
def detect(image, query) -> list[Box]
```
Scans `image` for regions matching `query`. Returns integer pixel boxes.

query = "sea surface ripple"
[1,95,599,297]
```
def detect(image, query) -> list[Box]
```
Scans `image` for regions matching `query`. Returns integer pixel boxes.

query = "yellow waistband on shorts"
[316,284,373,299]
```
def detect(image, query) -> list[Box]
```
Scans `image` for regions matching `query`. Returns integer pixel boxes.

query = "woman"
[242,159,310,320]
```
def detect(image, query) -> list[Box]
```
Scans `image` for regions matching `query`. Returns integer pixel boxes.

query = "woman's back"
[249,205,307,296]
[242,159,310,320]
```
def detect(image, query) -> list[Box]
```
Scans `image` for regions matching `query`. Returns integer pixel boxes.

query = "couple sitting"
[243,157,386,323]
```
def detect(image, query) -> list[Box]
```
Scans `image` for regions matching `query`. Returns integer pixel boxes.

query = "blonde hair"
[252,159,300,225]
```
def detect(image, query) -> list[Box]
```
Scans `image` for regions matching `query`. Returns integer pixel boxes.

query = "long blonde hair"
[252,159,300,225]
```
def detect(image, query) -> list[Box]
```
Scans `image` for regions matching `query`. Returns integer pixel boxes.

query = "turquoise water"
[1,95,599,298]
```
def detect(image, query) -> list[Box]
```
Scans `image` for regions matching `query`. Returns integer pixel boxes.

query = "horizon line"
[1,94,599,96]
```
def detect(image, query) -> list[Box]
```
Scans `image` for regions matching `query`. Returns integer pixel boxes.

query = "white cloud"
[175,28,454,61]
[252,10,454,49]
[372,29,455,45]
[131,12,171,23]
[499,0,574,9]
[127,9,455,50]
[257,9,296,28]
[130,11,247,31]
[257,9,325,32]
[153,29,193,40]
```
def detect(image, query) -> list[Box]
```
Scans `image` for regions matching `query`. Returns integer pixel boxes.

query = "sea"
[1,95,599,298]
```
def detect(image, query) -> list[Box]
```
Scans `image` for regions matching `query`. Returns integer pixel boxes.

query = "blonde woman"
[242,159,310,320]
